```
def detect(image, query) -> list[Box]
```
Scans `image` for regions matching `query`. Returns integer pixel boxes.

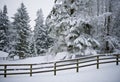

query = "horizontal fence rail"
[0,54,120,77]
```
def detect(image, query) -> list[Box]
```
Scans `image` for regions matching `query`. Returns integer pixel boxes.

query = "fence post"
[76,59,79,72]
[116,55,119,65]
[30,64,32,76]
[4,65,7,78]
[97,56,99,69]
[54,62,56,76]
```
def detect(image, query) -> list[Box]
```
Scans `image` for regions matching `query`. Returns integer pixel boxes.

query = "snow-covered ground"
[0,63,120,82]
[0,51,120,82]
[0,54,120,82]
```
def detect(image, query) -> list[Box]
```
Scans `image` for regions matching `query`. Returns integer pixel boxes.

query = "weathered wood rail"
[0,54,120,77]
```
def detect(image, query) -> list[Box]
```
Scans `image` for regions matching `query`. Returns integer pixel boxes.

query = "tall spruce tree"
[0,10,4,51]
[0,5,10,52]
[12,3,31,59]
[34,9,48,55]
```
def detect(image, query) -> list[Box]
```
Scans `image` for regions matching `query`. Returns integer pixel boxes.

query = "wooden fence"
[0,54,120,78]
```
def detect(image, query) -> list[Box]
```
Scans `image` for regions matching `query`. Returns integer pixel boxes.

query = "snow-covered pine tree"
[12,3,31,59]
[0,10,4,51]
[34,9,48,56]
[46,0,100,58]
[0,5,10,52]
[46,0,70,55]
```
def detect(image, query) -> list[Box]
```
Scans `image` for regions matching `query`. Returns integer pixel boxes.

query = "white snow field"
[0,55,120,82]
[0,63,120,82]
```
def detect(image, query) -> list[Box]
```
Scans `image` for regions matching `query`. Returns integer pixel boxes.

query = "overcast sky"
[0,0,54,29]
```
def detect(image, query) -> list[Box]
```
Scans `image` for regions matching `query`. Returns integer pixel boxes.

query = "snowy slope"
[0,63,120,82]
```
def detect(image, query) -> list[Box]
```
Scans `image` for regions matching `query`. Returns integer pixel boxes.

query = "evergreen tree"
[12,3,31,59]
[0,5,10,52]
[46,0,120,57]
[46,0,99,57]
[0,10,4,51]
[34,9,48,55]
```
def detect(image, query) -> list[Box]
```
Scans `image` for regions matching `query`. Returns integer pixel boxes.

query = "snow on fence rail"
[0,54,120,77]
